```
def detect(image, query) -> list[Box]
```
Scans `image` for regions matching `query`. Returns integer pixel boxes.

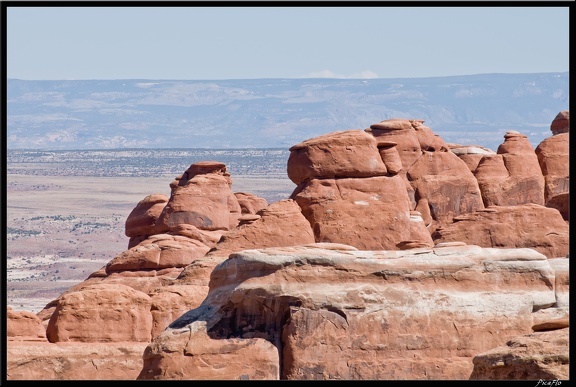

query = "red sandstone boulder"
[234,192,268,214]
[475,131,545,206]
[469,328,568,380]
[106,234,212,274]
[179,160,232,184]
[376,141,403,175]
[125,194,169,238]
[36,263,207,345]
[139,322,280,380]
[535,128,569,220]
[167,223,224,246]
[550,110,569,135]
[406,150,485,226]
[207,199,315,258]
[432,204,569,258]
[148,284,210,339]
[366,119,423,174]
[7,307,47,342]
[291,175,433,250]
[46,283,153,343]
[159,161,241,231]
[448,144,495,173]
[287,130,387,185]
[532,318,569,332]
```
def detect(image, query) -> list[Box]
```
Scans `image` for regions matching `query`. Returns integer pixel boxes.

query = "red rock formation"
[7,342,149,380]
[207,199,315,258]
[7,112,569,381]
[367,119,444,171]
[158,161,241,231]
[548,258,569,310]
[376,141,402,175]
[475,131,545,206]
[139,329,280,380]
[432,204,569,258]
[288,127,433,250]
[448,144,495,173]
[139,243,557,380]
[234,191,268,214]
[535,110,569,220]
[550,110,569,135]
[7,307,47,342]
[287,130,388,184]
[106,234,213,273]
[148,284,210,339]
[46,283,153,343]
[407,150,484,226]
[292,175,433,250]
[365,119,486,232]
[125,194,169,241]
[470,328,568,380]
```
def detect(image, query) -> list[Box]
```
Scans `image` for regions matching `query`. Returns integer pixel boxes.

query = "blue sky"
[6,5,570,80]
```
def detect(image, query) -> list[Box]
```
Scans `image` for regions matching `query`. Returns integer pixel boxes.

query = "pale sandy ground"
[6,173,296,313]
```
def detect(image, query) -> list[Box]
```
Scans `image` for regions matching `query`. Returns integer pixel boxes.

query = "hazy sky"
[6,5,570,80]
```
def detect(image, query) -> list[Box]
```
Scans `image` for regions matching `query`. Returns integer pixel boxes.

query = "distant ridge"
[7,72,568,151]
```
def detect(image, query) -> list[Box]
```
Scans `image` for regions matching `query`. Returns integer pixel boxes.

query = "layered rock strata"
[138,243,557,380]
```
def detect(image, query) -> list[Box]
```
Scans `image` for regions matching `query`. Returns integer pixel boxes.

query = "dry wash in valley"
[7,111,569,380]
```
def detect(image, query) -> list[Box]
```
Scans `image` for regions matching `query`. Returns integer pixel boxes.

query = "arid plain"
[6,150,295,313]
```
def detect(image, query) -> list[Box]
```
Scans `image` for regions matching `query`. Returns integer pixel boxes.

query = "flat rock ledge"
[139,243,559,380]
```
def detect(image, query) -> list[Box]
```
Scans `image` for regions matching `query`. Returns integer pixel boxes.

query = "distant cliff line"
[7,73,568,151]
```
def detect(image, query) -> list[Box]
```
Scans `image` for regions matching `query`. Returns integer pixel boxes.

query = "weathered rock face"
[469,328,569,380]
[7,342,149,380]
[139,325,280,380]
[139,243,557,380]
[7,307,47,342]
[475,131,545,207]
[367,119,447,172]
[406,150,484,225]
[159,161,241,231]
[291,175,433,250]
[207,199,315,258]
[448,144,495,174]
[32,162,274,346]
[432,204,569,259]
[548,258,569,310]
[287,130,388,184]
[107,234,213,273]
[46,283,153,343]
[234,192,268,214]
[535,111,569,220]
[125,194,170,240]
[148,284,212,339]
[550,110,569,135]
[287,127,434,250]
